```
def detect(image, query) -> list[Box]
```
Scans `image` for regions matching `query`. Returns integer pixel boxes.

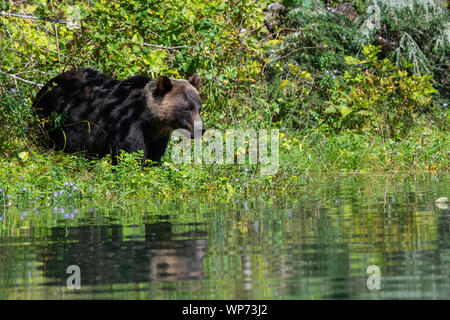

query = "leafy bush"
[0,0,448,181]
[0,0,269,128]
[268,1,358,76]
[355,0,450,97]
[273,0,448,111]
[324,45,437,137]
[262,1,362,130]
[0,76,37,157]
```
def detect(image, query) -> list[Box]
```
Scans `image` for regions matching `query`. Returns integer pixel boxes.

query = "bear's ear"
[155,76,173,96]
[189,74,201,91]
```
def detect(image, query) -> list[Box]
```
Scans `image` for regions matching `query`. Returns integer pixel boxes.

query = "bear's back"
[33,68,152,156]
[33,68,119,116]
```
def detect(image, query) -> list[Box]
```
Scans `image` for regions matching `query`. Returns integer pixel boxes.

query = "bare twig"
[12,69,56,76]
[262,44,325,73]
[8,20,68,59]
[0,11,75,26]
[276,45,325,61]
[142,42,193,50]
[54,25,61,73]
[0,70,44,87]
[49,0,61,73]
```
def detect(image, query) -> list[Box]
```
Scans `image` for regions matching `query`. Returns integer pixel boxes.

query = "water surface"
[1,173,449,299]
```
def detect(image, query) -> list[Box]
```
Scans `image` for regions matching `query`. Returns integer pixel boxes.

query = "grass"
[0,121,448,211]
[0,75,448,211]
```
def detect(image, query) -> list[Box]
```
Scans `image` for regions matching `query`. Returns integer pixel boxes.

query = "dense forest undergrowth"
[0,0,448,206]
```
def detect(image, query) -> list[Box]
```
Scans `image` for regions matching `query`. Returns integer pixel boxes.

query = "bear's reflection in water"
[39,220,207,286]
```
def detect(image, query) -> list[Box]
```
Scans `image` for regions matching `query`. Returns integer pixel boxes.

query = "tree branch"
[0,70,44,87]
[0,11,77,27]
[142,42,193,50]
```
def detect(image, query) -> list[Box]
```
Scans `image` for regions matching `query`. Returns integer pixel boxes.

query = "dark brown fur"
[32,68,204,165]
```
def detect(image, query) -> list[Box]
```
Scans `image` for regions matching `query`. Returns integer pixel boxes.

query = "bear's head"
[147,75,205,139]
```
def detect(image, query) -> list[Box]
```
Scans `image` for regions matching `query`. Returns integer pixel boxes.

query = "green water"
[0,173,449,299]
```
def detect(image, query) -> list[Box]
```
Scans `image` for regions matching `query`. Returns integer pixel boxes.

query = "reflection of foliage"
[0,172,448,299]
[0,1,448,299]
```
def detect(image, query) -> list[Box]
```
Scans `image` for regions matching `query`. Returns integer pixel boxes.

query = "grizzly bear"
[32,68,205,165]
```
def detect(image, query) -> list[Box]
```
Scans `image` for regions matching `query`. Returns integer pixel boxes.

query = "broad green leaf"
[279,80,289,89]
[357,110,371,116]
[324,106,337,114]
[345,56,365,65]
[339,105,352,118]
[18,151,29,161]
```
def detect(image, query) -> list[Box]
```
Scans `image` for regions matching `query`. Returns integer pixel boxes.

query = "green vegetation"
[325,44,438,135]
[0,0,448,208]
[2,173,448,299]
